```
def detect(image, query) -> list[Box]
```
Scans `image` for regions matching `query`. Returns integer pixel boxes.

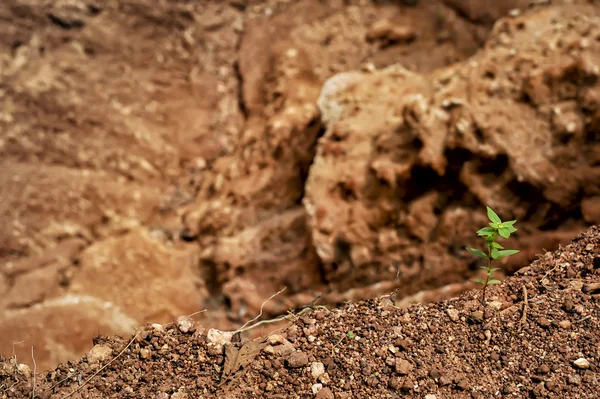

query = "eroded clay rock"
[0,295,137,371]
[305,4,600,296]
[70,229,204,323]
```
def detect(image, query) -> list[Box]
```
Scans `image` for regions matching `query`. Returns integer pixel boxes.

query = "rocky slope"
[1,225,599,398]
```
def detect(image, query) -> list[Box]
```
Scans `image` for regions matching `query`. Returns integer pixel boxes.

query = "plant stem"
[481,236,494,305]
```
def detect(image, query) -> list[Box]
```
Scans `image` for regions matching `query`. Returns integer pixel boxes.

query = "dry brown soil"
[1,223,599,398]
[1,0,600,392]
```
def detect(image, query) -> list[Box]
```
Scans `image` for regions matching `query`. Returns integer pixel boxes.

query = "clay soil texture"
[2,0,600,397]
[1,225,599,398]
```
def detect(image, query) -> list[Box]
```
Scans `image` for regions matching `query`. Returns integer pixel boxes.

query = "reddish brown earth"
[1,0,600,382]
[2,224,599,398]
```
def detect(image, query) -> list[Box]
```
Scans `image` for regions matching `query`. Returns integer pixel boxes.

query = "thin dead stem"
[31,347,36,399]
[234,287,287,334]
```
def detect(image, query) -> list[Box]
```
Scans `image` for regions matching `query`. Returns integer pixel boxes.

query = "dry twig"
[31,347,36,399]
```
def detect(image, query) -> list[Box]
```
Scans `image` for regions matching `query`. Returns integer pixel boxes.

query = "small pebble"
[176,316,195,333]
[446,308,459,321]
[395,359,413,375]
[559,320,572,329]
[311,383,323,395]
[573,358,590,369]
[311,362,325,379]
[316,387,334,399]
[287,351,309,368]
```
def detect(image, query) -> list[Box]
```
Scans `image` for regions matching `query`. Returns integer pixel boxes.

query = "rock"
[366,20,416,43]
[287,351,309,368]
[16,363,31,377]
[0,295,137,371]
[71,230,204,323]
[572,358,590,369]
[87,344,113,364]
[581,196,600,224]
[206,329,234,355]
[311,362,325,379]
[537,364,550,374]
[446,308,460,321]
[558,320,571,329]
[267,334,285,345]
[537,317,551,328]
[395,359,413,375]
[171,391,188,399]
[470,311,484,323]
[429,368,444,379]
[311,383,323,395]
[568,374,582,385]
[176,316,195,333]
[140,348,152,360]
[315,387,334,399]
[425,395,437,399]
[155,393,169,399]
[304,3,600,307]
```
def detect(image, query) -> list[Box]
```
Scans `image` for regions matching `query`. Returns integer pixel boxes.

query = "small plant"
[466,207,519,304]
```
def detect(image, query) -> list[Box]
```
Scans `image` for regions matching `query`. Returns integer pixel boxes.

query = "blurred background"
[1,0,599,370]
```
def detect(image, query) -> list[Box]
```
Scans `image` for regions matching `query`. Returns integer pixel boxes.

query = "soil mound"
[1,226,599,398]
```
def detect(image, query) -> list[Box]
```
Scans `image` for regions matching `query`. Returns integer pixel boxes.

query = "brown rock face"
[305,4,600,298]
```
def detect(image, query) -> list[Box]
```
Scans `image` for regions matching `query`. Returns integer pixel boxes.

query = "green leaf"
[466,247,488,259]
[498,227,511,238]
[487,207,502,224]
[347,331,355,338]
[491,242,504,249]
[473,278,486,284]
[479,266,489,270]
[477,227,496,237]
[489,268,501,272]
[489,222,500,229]
[487,279,501,285]
[500,220,517,227]
[496,249,519,258]
[507,225,517,233]
[491,247,500,259]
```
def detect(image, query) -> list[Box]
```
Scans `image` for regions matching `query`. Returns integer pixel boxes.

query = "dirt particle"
[446,308,459,321]
[287,351,309,368]
[470,311,484,323]
[572,358,590,369]
[559,320,572,329]
[395,358,413,375]
[86,344,112,364]
[311,383,323,395]
[140,348,152,360]
[537,364,550,374]
[429,368,444,379]
[316,387,334,399]
[568,374,582,385]
[311,362,325,379]
[537,316,551,328]
[176,315,195,333]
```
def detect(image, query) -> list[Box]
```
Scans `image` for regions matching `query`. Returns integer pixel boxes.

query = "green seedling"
[466,207,519,304]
